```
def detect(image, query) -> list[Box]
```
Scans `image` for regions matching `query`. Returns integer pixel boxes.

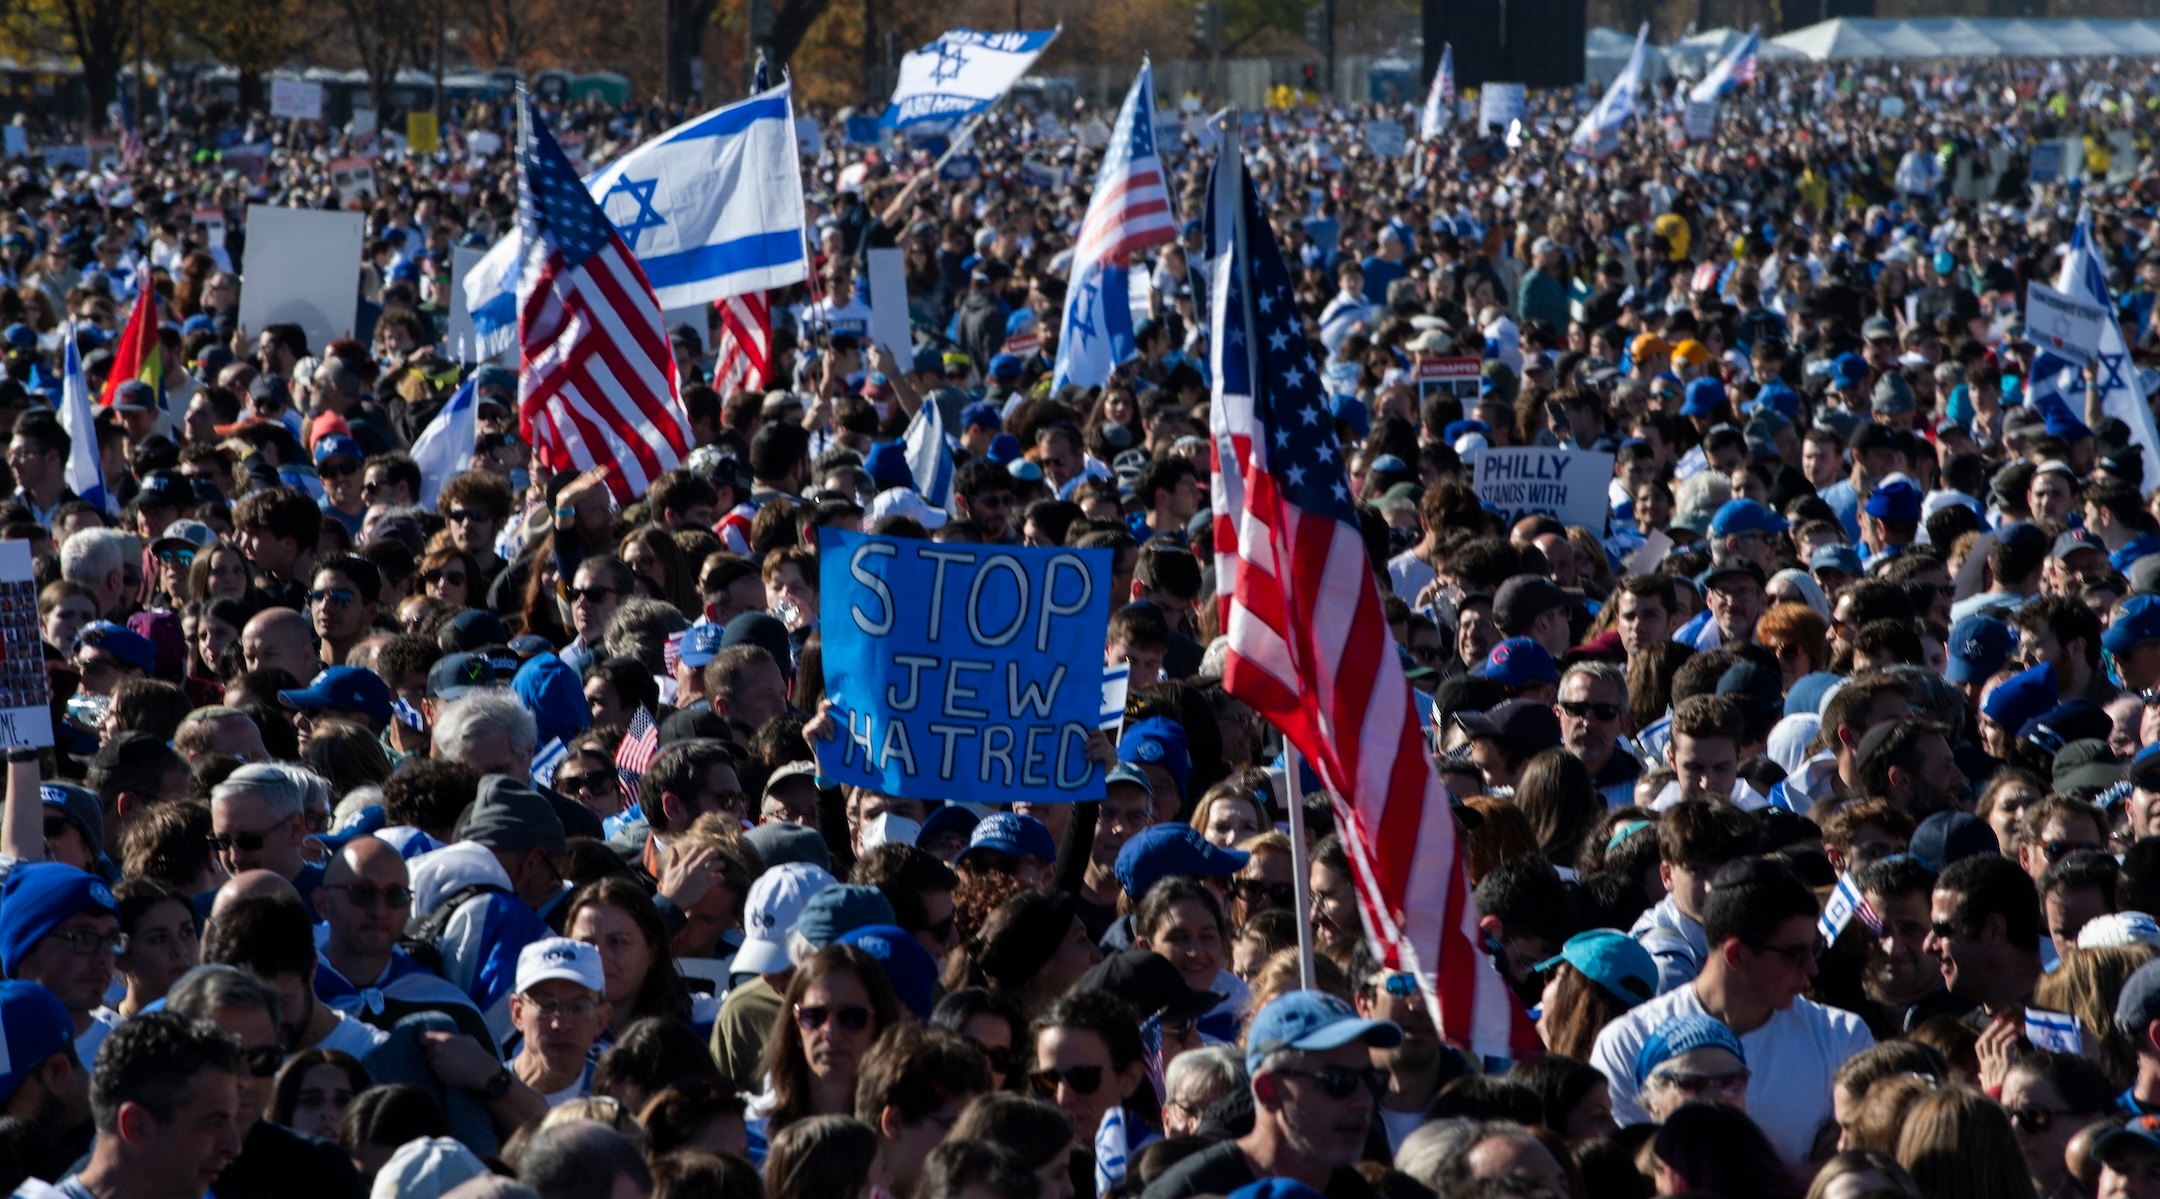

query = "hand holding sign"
[819,529,1113,804]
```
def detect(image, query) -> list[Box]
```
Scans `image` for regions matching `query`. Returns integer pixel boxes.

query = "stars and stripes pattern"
[1070,60,1176,269]
[514,98,691,507]
[1206,143,1540,1061]
[615,705,659,800]
[713,291,772,395]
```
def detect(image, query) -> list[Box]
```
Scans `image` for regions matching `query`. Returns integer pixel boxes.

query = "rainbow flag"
[100,276,164,421]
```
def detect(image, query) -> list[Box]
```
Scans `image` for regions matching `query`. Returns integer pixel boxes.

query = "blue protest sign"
[819,529,1113,804]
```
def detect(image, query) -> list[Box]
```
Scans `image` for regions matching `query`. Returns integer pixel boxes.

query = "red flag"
[101,276,161,409]
[713,291,771,395]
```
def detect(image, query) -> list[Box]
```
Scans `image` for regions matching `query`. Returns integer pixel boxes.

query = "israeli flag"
[1420,45,1454,140]
[409,378,478,512]
[1092,1105,1129,1199]
[530,736,568,789]
[882,29,1059,129]
[1054,260,1137,393]
[464,237,521,360]
[584,82,809,308]
[1573,23,1648,158]
[2059,215,2160,486]
[903,398,956,511]
[1817,873,1863,943]
[56,325,113,516]
[2025,1008,2084,1054]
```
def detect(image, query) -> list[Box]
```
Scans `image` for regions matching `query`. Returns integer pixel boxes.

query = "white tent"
[1587,27,1668,85]
[1770,16,2160,60]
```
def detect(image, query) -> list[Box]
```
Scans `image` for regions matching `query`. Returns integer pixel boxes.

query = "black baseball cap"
[1454,699,1563,756]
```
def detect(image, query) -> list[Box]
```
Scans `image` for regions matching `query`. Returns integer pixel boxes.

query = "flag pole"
[1285,744,1318,992]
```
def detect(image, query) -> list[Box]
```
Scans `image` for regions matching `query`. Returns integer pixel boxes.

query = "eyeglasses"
[318,460,359,479]
[2010,1105,2068,1135]
[702,789,750,814]
[1032,1065,1105,1096]
[156,547,196,567]
[423,568,467,588]
[206,821,287,856]
[1408,644,1444,663]
[1750,937,1823,968]
[322,882,413,909]
[1649,1068,1751,1099]
[795,1003,872,1032]
[243,1045,285,1078]
[525,996,601,1021]
[565,585,619,604]
[2044,839,2102,864]
[1230,878,1296,908]
[447,508,494,525]
[47,929,126,956]
[308,588,356,607]
[1558,700,1622,722]
[1101,805,1154,833]
[74,654,122,680]
[1273,1065,1388,1100]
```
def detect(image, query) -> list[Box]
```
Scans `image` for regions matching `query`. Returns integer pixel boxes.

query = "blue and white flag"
[530,736,568,788]
[408,378,478,511]
[1420,44,1454,140]
[2025,1008,2084,1054]
[1817,872,1864,943]
[464,81,810,351]
[1573,23,1648,157]
[1688,28,1760,103]
[1093,1106,1130,1199]
[2057,215,2160,486]
[56,325,112,516]
[902,396,955,511]
[882,29,1059,129]
[583,81,809,308]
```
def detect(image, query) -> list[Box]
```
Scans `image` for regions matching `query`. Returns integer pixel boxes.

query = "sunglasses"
[156,547,196,567]
[41,814,74,840]
[446,508,494,525]
[555,772,619,797]
[1032,1065,1104,1096]
[1382,972,1420,998]
[565,585,619,604]
[423,568,467,587]
[1274,1065,1388,1100]
[318,459,360,478]
[1230,878,1296,907]
[795,1003,872,1032]
[308,588,356,607]
[1558,700,1622,721]
[2010,1105,2066,1135]
[322,882,413,909]
[244,1045,285,1079]
[206,823,284,855]
[2044,840,2101,864]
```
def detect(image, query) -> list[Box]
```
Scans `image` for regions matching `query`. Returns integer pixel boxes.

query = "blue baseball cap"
[863,442,915,489]
[427,652,499,699]
[1832,352,1869,388]
[1996,521,2051,559]
[837,924,937,1022]
[134,471,194,511]
[313,434,364,467]
[1243,991,1402,1075]
[0,981,74,1101]
[1983,660,2059,733]
[2134,743,2160,792]
[72,621,156,674]
[1632,1013,1745,1087]
[1229,1183,1327,1199]
[1118,716,1191,800]
[1105,763,1154,796]
[277,665,394,725]
[1471,637,1559,688]
[1863,479,1923,522]
[678,623,727,670]
[111,379,155,412]
[963,812,1057,863]
[794,885,897,950]
[961,402,1003,431]
[916,805,980,851]
[987,353,1023,378]
[1534,929,1657,1008]
[1,324,34,350]
[2106,594,2160,653]
[1708,499,1788,538]
[1810,543,1863,576]
[1442,419,1492,443]
[1330,394,1370,439]
[1115,824,1248,901]
[0,864,116,978]
[986,433,1023,466]
[1680,377,1726,417]
[1946,615,2017,685]
[1909,810,1998,872]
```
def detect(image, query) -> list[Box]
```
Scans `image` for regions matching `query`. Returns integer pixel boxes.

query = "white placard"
[350,109,378,139]
[1478,84,1526,135]
[864,247,912,358]
[1684,98,1717,141]
[795,116,821,157]
[1364,119,1406,158]
[270,79,324,122]
[0,541,52,749]
[446,246,484,363]
[1472,448,1617,531]
[2027,281,2108,362]
[236,204,364,356]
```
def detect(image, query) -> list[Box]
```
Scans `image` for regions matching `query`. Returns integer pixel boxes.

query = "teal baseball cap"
[1534,929,1658,1008]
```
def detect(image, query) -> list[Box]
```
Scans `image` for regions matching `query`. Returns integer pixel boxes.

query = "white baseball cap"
[516,937,606,995]
[735,861,838,975]
[2079,911,2160,951]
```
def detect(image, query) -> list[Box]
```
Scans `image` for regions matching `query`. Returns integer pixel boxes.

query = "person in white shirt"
[508,938,611,1107]
[1594,856,1873,1166]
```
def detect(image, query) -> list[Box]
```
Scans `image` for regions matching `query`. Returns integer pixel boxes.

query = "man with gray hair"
[167,964,365,1199]
[59,527,130,620]
[432,692,603,840]
[209,763,324,917]
[1557,661,1641,808]
[1161,1044,1245,1138]
[516,1119,651,1199]
[1141,992,1400,1199]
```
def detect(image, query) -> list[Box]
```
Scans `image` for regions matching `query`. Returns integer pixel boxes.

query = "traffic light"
[1302,62,1318,87]
[1194,1,1214,47]
[1304,6,1323,47]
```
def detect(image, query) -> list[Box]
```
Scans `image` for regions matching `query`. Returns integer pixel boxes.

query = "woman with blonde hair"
[1186,780,1265,850]
[1895,1084,2038,1199]
[185,540,253,604]
[621,525,698,618]
[2033,942,2156,1087]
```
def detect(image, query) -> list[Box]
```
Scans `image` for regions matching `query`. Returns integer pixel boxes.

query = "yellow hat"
[1670,339,1712,366]
[1630,333,1670,361]
[1654,212,1691,262]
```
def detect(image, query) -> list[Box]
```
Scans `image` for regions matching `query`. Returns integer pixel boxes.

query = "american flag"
[616,705,659,800]
[514,97,691,507]
[1070,60,1176,270]
[712,54,777,400]
[1206,144,1540,1061]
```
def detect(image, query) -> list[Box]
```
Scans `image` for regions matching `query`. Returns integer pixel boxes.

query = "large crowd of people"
[0,46,2159,1199]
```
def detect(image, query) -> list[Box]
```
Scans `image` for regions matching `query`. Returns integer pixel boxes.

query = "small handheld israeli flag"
[530,736,569,788]
[1818,873,1863,943]
[2025,1008,2084,1054]
[392,697,427,731]
[1093,1106,1129,1199]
